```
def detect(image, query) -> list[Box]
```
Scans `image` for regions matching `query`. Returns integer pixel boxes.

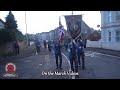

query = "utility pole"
[72,11,74,15]
[25,11,28,46]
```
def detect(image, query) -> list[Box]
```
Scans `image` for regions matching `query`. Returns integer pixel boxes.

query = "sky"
[0,11,101,35]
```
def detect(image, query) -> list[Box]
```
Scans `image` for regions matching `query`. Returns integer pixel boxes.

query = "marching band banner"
[64,15,82,40]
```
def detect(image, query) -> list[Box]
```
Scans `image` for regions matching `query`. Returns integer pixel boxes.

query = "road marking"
[85,53,97,58]
[62,53,75,79]
[39,64,42,65]
[86,51,120,59]
[97,53,120,59]
[24,60,32,62]
[62,53,70,69]
[86,51,120,64]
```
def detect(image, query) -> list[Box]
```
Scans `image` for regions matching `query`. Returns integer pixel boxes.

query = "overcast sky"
[0,11,101,35]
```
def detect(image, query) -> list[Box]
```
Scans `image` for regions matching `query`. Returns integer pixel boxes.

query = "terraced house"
[0,19,5,29]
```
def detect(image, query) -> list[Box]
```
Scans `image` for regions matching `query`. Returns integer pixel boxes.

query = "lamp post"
[72,11,74,15]
[25,11,28,46]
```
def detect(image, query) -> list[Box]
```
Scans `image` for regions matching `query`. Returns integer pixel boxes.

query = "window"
[116,31,120,42]
[116,12,120,21]
[108,31,111,42]
[108,11,112,23]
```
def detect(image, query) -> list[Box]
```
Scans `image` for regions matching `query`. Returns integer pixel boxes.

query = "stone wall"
[0,41,27,56]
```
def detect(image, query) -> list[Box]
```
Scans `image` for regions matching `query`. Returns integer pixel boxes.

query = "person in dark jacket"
[35,40,41,54]
[83,38,87,48]
[43,40,47,49]
[53,40,63,70]
[48,40,52,52]
[76,39,85,69]
[13,40,20,55]
[68,40,78,73]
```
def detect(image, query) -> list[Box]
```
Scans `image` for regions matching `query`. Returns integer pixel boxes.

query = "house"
[81,20,93,39]
[35,19,93,43]
[0,19,5,29]
[100,11,120,51]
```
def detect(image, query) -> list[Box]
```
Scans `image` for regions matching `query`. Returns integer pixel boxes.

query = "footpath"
[0,45,36,61]
[86,47,120,57]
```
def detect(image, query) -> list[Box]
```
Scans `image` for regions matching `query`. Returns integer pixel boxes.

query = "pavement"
[86,47,120,57]
[0,45,36,61]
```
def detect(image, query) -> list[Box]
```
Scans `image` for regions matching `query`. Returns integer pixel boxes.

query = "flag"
[64,15,82,40]
[58,16,65,44]
[59,16,62,26]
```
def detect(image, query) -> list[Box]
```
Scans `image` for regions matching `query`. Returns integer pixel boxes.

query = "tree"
[5,11,18,29]
[0,29,14,44]
[4,11,26,41]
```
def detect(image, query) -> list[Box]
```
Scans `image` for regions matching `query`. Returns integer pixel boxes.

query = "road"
[62,50,120,79]
[0,47,70,79]
[0,47,120,79]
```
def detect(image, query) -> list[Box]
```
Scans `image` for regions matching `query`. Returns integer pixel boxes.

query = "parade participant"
[64,40,68,50]
[53,40,63,70]
[35,39,41,54]
[43,40,47,49]
[83,38,87,48]
[68,39,78,73]
[48,40,52,52]
[77,39,85,69]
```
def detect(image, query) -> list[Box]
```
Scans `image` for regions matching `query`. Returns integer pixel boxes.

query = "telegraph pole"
[72,11,74,15]
[25,11,28,46]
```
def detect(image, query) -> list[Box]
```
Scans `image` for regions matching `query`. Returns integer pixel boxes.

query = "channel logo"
[3,62,18,78]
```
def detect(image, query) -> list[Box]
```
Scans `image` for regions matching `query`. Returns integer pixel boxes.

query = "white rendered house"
[100,11,120,51]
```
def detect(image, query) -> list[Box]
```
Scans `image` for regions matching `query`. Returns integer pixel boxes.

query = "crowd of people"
[34,38,87,78]
[13,37,87,78]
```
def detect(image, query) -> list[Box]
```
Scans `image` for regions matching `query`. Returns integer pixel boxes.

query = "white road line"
[62,53,70,69]
[62,53,75,79]
[24,60,32,62]
[39,64,42,65]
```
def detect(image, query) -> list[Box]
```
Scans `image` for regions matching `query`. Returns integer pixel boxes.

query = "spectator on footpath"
[13,40,20,55]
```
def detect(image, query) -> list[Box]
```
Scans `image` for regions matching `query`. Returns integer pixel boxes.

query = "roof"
[0,19,5,24]
[82,20,92,31]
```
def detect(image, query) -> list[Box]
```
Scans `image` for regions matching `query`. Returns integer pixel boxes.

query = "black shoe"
[82,67,85,70]
[59,67,62,70]
[71,69,74,72]
[56,67,58,69]
[75,75,79,79]
[78,64,81,67]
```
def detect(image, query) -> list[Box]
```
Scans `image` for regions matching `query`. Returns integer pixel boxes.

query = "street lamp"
[25,11,28,46]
